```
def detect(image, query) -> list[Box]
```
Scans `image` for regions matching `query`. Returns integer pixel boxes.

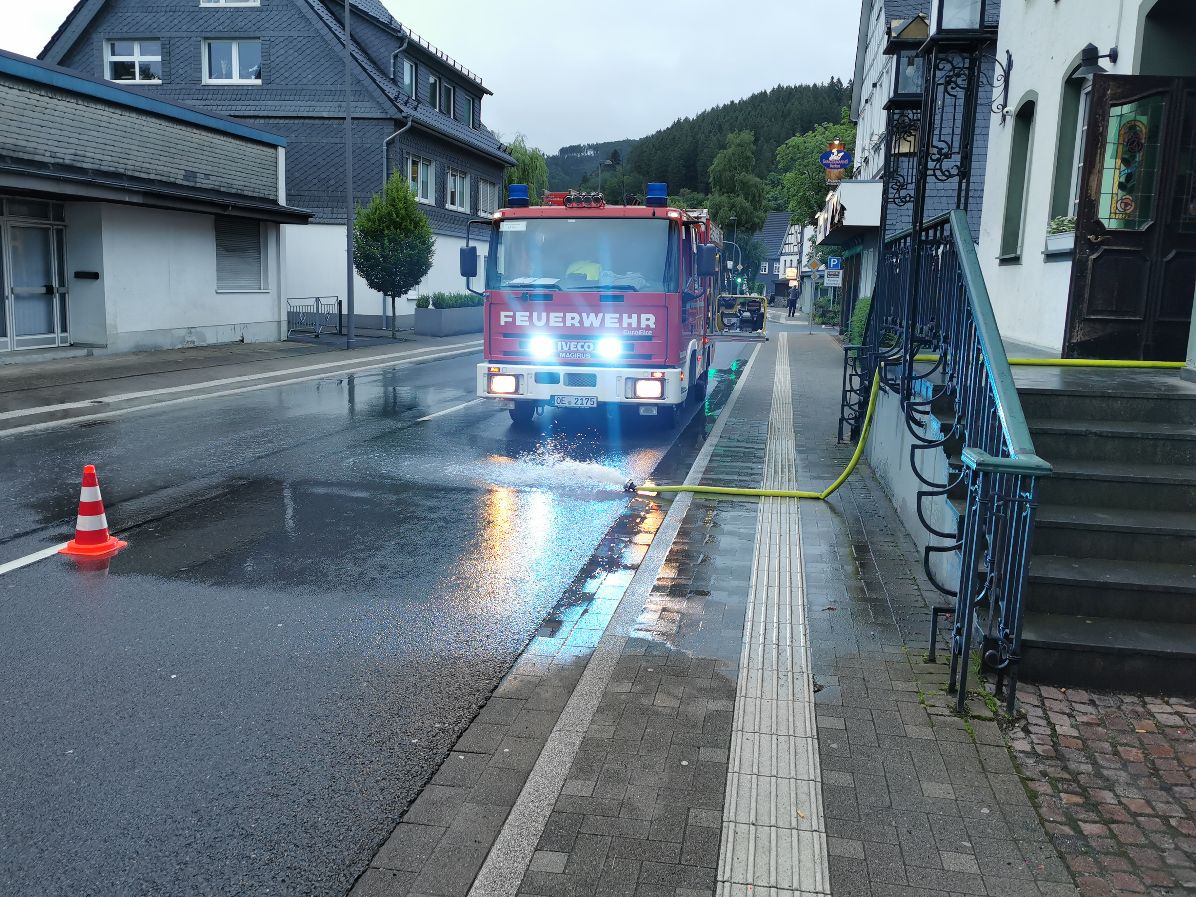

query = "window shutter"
[215,217,264,290]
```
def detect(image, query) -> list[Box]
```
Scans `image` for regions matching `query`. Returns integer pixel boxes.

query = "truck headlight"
[489,374,519,394]
[597,337,622,361]
[633,378,664,399]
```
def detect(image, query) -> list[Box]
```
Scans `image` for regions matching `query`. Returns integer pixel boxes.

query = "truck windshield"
[488,218,678,292]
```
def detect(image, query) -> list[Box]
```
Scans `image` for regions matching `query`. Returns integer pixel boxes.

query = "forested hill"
[630,81,850,193]
[546,80,851,195]
[546,140,638,190]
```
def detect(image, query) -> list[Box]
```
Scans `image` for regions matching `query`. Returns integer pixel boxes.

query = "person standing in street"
[787,285,799,318]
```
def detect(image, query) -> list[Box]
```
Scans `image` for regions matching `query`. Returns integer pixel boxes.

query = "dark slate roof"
[39,0,509,163]
[347,0,401,29]
[300,0,514,165]
[756,211,792,259]
[1,48,286,147]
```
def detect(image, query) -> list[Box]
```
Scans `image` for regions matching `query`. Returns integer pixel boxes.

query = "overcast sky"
[1,0,861,153]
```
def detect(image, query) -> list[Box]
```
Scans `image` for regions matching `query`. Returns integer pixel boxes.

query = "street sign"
[824,268,843,287]
[827,257,843,270]
[819,150,853,171]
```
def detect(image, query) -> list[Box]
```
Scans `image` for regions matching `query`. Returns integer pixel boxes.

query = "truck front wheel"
[509,400,537,426]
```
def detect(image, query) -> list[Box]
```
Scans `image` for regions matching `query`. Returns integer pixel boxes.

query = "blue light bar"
[508,183,530,207]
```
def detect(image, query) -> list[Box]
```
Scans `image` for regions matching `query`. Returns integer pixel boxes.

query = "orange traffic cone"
[59,464,127,558]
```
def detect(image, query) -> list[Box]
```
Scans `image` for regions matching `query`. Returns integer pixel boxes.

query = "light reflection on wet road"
[0,346,747,897]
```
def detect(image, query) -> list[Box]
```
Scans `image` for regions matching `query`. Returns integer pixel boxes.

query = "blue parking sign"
[827,257,843,271]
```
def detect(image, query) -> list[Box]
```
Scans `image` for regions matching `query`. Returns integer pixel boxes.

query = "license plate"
[638,405,658,416]
[554,395,597,408]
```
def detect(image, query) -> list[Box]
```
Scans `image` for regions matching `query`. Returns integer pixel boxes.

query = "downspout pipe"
[382,115,413,191]
[389,28,411,80]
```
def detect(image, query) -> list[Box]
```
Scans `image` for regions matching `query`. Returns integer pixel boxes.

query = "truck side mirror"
[460,245,479,279]
[696,244,718,278]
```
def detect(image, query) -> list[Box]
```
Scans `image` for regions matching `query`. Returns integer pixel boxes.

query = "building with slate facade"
[0,49,308,355]
[40,0,516,322]
[816,0,997,334]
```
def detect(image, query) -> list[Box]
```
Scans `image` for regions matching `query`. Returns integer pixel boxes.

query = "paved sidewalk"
[353,325,1085,897]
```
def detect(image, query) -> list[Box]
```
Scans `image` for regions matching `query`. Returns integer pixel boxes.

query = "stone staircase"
[1013,369,1196,693]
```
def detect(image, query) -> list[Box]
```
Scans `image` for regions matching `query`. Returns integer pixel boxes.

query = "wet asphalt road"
[0,344,748,897]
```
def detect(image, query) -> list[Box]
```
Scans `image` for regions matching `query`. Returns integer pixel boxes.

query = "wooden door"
[1065,75,1196,360]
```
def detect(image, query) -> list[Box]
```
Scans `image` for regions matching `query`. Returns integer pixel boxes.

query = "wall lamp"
[1072,43,1119,79]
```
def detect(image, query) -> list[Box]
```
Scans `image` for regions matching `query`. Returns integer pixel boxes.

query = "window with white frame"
[428,75,441,108]
[203,38,261,84]
[447,168,470,212]
[440,83,455,116]
[105,39,162,82]
[408,155,434,204]
[772,262,780,275]
[400,58,415,97]
[760,263,769,274]
[478,179,499,215]
[1068,84,1093,216]
[214,216,267,290]
[457,94,474,127]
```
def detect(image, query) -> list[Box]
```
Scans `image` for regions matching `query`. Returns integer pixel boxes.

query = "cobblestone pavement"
[1009,686,1196,896]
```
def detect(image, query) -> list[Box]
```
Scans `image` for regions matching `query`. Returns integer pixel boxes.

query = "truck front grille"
[564,373,598,387]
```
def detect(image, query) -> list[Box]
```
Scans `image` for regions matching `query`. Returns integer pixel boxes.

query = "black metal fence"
[841,211,1050,713]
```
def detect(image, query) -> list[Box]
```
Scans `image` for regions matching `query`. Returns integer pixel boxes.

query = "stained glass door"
[1065,75,1196,359]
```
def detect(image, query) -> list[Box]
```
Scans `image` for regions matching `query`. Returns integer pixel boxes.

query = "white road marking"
[0,343,483,439]
[0,543,69,577]
[468,344,764,897]
[415,398,485,422]
[0,340,483,422]
[716,331,829,895]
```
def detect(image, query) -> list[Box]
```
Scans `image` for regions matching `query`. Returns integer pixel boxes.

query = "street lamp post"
[343,0,356,349]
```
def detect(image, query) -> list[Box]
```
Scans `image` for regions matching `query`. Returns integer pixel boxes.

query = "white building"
[977,0,1196,366]
[0,50,307,357]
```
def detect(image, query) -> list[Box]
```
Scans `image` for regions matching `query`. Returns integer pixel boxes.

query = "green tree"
[354,171,435,298]
[774,107,857,226]
[503,133,549,204]
[707,131,766,234]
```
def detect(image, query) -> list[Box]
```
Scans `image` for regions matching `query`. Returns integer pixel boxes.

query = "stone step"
[1029,418,1196,466]
[1036,459,1196,513]
[1017,385,1196,426]
[1027,554,1196,623]
[1033,504,1196,564]
[1020,612,1196,694]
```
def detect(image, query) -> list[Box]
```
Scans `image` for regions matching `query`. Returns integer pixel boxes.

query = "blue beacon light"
[507,183,530,207]
[645,182,668,208]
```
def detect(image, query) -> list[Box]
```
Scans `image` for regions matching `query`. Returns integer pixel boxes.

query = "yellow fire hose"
[633,354,1186,500]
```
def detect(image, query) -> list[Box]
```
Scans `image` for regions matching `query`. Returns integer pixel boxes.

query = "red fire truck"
[459,182,723,425]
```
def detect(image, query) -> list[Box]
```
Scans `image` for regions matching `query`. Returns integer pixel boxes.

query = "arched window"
[1000,100,1036,259]
[1050,75,1090,221]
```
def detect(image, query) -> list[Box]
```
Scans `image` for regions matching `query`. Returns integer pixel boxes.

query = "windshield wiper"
[593,284,639,292]
[502,278,561,290]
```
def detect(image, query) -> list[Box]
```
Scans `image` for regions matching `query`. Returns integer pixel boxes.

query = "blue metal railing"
[842,210,1050,713]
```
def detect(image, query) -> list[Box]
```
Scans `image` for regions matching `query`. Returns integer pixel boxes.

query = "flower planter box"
[1044,231,1075,255]
[414,305,484,337]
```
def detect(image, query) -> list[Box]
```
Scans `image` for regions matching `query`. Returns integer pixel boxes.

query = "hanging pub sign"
[820,138,853,185]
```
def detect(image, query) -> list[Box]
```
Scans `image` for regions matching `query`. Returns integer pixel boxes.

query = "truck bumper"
[477,363,684,406]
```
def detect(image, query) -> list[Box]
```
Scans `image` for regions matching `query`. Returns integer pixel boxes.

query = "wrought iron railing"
[841,210,1050,713]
